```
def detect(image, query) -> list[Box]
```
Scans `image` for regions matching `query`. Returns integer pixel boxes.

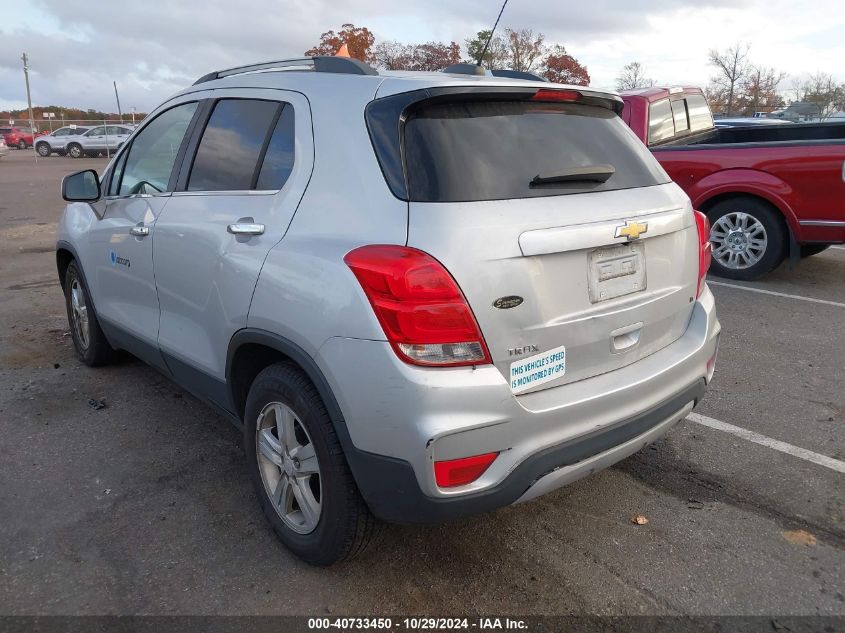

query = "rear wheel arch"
[226,330,344,426]
[702,194,790,279]
[697,190,795,240]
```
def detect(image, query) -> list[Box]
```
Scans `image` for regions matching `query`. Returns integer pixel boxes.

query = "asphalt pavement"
[0,150,842,616]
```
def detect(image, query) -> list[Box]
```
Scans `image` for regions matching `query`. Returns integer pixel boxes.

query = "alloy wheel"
[710,211,768,270]
[255,401,322,534]
[69,279,90,350]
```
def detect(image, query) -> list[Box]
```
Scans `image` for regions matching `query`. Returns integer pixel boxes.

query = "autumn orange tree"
[307,24,591,85]
[542,45,590,86]
[305,23,376,63]
[373,40,461,71]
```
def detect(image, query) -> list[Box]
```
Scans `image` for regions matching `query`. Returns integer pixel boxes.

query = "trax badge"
[614,220,648,240]
[493,296,524,309]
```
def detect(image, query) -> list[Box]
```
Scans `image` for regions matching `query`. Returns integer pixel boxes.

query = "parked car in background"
[56,57,719,565]
[620,86,845,279]
[35,125,92,156]
[714,117,794,128]
[1,125,46,149]
[66,124,134,158]
[0,137,8,159]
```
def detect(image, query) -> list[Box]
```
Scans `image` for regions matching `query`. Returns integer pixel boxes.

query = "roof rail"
[490,69,547,82]
[442,63,486,76]
[193,56,378,85]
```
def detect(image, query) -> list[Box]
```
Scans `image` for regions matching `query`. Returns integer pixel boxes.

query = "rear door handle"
[227,220,265,236]
[130,225,149,237]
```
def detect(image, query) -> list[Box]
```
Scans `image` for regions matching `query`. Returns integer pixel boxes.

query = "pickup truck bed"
[621,87,845,280]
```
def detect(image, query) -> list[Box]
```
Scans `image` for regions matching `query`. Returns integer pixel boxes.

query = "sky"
[1,0,843,114]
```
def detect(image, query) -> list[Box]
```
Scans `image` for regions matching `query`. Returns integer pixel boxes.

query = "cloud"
[1,0,842,112]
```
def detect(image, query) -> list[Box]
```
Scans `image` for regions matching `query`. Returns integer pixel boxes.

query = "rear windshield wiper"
[530,164,615,187]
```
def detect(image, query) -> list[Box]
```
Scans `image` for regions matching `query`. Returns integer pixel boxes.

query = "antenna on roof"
[476,0,510,66]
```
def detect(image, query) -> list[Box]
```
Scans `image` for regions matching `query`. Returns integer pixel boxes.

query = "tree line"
[304,24,590,85]
[615,45,844,120]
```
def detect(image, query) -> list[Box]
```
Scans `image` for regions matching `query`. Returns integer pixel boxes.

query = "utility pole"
[130,106,136,125]
[113,81,123,122]
[21,53,36,144]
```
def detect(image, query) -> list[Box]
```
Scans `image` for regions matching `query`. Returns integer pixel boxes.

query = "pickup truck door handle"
[227,220,265,236]
[129,225,150,237]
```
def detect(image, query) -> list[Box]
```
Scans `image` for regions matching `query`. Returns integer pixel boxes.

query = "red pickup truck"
[620,86,845,280]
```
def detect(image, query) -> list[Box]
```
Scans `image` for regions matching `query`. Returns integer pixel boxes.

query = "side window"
[187,99,281,192]
[670,99,689,134]
[256,105,295,190]
[118,101,198,196]
[53,128,69,137]
[687,94,714,132]
[72,128,87,135]
[647,99,674,144]
[108,150,129,196]
[88,127,105,136]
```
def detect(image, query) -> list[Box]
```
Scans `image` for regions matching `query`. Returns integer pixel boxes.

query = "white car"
[66,125,134,158]
[0,137,8,158]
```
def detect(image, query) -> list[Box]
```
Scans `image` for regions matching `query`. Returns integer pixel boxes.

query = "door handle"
[227,222,265,236]
[130,226,150,237]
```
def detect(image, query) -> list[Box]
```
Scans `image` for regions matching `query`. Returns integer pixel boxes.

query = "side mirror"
[62,169,101,202]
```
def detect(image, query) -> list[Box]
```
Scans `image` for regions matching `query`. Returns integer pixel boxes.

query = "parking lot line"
[688,413,845,474]
[707,280,845,308]
[831,245,845,251]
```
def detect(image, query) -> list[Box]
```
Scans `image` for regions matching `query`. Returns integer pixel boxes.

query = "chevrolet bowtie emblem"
[614,220,648,240]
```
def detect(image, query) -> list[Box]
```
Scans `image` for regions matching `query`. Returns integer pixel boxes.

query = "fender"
[687,168,802,240]
[226,328,345,425]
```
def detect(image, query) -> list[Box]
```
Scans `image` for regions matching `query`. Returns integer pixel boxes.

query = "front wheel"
[707,197,786,280]
[244,363,381,565]
[36,142,51,157]
[67,143,83,159]
[18,140,26,150]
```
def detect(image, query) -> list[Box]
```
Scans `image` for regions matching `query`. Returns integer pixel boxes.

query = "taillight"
[434,452,498,488]
[531,89,581,103]
[694,210,712,298]
[344,245,491,367]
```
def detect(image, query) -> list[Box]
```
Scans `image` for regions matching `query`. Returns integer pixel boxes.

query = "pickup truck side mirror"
[62,169,101,202]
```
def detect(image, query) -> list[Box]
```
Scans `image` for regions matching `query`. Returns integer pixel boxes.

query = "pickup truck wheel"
[36,142,51,157]
[244,363,381,566]
[707,198,786,280]
[800,244,830,258]
[18,140,27,150]
[67,143,83,159]
[63,261,116,366]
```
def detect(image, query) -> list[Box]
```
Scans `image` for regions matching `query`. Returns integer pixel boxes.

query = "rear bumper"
[344,379,703,523]
[316,286,720,524]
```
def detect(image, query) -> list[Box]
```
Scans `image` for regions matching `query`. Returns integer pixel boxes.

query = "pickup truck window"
[648,99,674,144]
[687,95,714,132]
[671,100,689,133]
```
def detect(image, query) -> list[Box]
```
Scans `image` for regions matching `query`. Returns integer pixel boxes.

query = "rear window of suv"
[402,100,669,203]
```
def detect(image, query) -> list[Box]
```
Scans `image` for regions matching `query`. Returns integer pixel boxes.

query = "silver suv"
[66,124,134,158]
[56,57,720,565]
[35,125,91,156]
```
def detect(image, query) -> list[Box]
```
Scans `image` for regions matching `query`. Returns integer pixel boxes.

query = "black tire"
[244,363,381,565]
[800,244,830,258]
[67,143,83,159]
[18,140,26,150]
[35,142,51,157]
[63,261,116,366]
[706,196,787,281]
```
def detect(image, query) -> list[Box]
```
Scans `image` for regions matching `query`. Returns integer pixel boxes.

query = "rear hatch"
[368,87,701,396]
